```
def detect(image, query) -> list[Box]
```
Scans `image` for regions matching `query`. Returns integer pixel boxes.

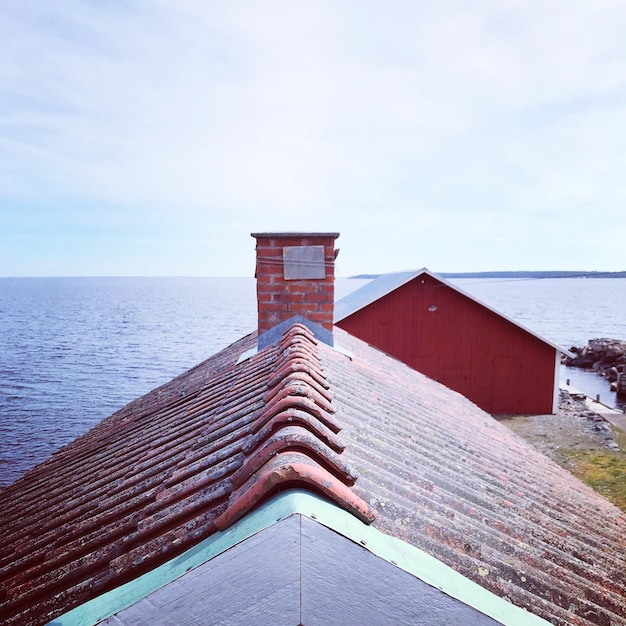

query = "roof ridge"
[215,323,376,530]
[215,452,376,529]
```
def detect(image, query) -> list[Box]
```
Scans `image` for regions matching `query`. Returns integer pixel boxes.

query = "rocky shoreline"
[500,389,621,453]
[563,337,626,397]
[558,389,620,449]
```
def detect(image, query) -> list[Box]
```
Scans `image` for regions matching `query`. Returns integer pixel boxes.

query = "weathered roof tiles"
[0,324,372,625]
[0,322,625,626]
[323,329,626,626]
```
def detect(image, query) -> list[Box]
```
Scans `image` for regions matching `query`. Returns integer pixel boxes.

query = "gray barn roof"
[334,268,572,357]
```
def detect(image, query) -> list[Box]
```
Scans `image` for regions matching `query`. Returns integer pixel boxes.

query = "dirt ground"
[497,390,626,513]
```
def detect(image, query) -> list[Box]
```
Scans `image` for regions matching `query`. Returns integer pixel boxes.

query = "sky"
[1,1,626,277]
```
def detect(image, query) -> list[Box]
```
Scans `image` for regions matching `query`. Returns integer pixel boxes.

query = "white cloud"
[1,1,626,275]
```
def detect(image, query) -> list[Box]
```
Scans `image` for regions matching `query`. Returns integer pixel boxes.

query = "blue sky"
[1,1,625,277]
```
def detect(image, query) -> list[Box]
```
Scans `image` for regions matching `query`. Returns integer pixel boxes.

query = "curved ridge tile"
[215,323,376,534]
[264,370,335,405]
[276,328,320,355]
[258,331,339,437]
[255,395,335,429]
[244,408,346,454]
[263,381,336,414]
[215,451,377,530]
[268,360,330,390]
[275,346,320,368]
[279,322,318,344]
[232,425,357,488]
[254,398,342,436]
[276,331,319,353]
[263,377,336,413]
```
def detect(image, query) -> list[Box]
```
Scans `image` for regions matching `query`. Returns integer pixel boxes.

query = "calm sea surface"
[1,276,625,487]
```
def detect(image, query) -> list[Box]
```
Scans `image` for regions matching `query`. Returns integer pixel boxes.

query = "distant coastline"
[350,270,626,280]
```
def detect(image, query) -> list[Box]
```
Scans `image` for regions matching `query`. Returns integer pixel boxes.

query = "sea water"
[1,276,625,487]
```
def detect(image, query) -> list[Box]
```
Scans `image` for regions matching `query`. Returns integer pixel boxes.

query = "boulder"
[564,338,626,385]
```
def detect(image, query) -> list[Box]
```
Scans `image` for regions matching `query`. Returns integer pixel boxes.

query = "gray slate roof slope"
[334,270,419,322]
[104,513,504,626]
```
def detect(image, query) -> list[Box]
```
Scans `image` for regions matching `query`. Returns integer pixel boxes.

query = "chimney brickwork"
[252,232,340,336]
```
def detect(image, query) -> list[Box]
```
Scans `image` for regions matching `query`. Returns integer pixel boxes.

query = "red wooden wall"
[336,274,558,415]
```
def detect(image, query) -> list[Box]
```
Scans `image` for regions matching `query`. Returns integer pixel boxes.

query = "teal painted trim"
[49,494,297,626]
[51,491,549,626]
[291,492,550,626]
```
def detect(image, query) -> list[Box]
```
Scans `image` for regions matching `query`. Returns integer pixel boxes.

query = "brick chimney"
[252,232,340,341]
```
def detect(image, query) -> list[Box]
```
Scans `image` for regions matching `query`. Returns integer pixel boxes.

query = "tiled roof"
[1,322,625,625]
[328,331,626,625]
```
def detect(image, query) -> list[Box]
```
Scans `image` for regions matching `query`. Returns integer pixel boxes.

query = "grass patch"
[565,450,626,512]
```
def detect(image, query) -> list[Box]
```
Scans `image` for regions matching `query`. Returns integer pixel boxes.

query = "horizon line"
[1,270,626,280]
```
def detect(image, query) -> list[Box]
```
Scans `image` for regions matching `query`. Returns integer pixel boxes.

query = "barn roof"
[1,321,624,625]
[334,268,573,357]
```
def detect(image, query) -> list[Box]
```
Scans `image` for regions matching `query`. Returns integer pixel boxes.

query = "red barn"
[335,268,567,415]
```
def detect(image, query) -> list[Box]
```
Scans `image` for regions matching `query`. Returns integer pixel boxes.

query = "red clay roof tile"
[245,408,345,454]
[215,451,376,530]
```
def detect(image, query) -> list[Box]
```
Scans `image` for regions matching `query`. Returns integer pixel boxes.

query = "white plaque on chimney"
[283,245,326,280]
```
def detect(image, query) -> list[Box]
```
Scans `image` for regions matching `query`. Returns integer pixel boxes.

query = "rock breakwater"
[564,338,626,397]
